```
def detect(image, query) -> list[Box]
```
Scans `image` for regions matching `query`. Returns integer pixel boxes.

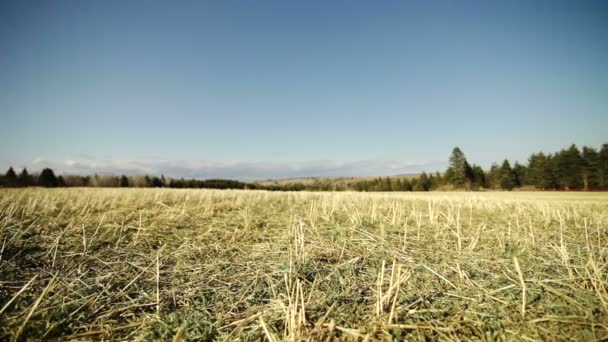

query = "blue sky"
[1,1,607,179]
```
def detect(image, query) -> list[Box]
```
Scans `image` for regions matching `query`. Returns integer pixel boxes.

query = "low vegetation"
[1,188,607,340]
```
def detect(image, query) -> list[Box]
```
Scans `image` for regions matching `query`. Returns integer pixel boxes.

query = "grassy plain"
[0,188,607,340]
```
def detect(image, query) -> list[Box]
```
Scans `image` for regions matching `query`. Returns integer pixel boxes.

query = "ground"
[0,188,607,341]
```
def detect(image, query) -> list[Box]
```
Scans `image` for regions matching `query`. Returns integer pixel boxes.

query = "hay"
[0,188,607,340]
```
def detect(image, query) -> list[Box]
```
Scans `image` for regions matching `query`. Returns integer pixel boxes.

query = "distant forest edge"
[1,142,608,191]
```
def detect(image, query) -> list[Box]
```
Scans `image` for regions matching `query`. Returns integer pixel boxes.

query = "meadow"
[0,188,607,341]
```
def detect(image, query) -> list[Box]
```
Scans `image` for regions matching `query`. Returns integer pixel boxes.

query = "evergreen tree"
[38,168,58,187]
[470,164,486,189]
[434,172,443,187]
[81,176,91,187]
[409,178,419,191]
[362,180,371,192]
[599,144,608,187]
[499,160,516,190]
[512,162,527,187]
[5,167,17,187]
[487,163,501,189]
[445,147,472,188]
[582,146,600,190]
[382,177,392,191]
[428,173,436,190]
[542,154,559,189]
[556,145,583,189]
[527,153,546,189]
[356,181,365,192]
[416,172,431,191]
[393,178,402,191]
[18,168,34,187]
[150,177,164,187]
[120,175,129,187]
[401,178,412,191]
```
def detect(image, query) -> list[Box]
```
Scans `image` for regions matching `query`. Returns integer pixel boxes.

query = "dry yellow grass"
[0,188,607,340]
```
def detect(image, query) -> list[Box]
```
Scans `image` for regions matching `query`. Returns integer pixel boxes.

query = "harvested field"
[0,188,607,340]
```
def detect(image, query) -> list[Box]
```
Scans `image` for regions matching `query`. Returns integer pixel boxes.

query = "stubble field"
[0,188,607,341]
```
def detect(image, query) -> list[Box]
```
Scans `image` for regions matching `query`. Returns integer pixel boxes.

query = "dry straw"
[0,188,607,340]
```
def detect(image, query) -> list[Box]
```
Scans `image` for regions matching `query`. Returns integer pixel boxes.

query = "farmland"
[0,188,607,340]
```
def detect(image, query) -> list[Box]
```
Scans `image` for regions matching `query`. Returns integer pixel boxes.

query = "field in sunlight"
[1,188,607,340]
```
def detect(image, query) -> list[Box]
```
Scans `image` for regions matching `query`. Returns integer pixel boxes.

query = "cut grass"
[0,188,607,340]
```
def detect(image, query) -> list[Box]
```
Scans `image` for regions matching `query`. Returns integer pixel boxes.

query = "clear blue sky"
[1,1,607,178]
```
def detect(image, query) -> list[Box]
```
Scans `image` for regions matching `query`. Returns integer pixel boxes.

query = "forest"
[1,142,607,191]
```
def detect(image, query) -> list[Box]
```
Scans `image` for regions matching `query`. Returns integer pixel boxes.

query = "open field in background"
[0,189,607,341]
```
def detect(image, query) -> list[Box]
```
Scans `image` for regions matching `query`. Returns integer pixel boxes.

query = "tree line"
[1,142,607,191]
[263,142,608,192]
[0,169,256,190]
[442,143,608,191]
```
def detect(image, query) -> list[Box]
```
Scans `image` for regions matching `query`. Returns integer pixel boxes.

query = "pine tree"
[542,154,559,189]
[428,173,436,190]
[38,168,58,187]
[446,147,472,188]
[527,153,546,189]
[81,176,91,187]
[487,163,501,189]
[19,168,33,187]
[5,167,17,187]
[499,160,516,190]
[120,175,129,187]
[512,162,527,188]
[435,172,443,186]
[470,164,486,189]
[150,177,164,187]
[599,144,608,188]
[394,179,403,192]
[419,172,432,191]
[402,178,410,191]
[582,146,600,190]
[409,178,419,191]
[556,145,583,189]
